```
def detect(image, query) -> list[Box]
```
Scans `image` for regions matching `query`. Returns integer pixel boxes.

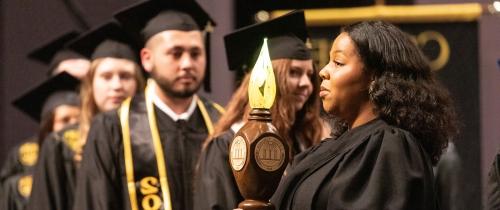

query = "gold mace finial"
[248,38,276,109]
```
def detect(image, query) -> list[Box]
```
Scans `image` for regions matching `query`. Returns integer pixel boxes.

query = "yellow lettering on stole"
[139,176,162,210]
[19,142,38,166]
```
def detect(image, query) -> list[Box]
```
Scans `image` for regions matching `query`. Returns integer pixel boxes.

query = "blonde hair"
[208,59,322,155]
[78,58,145,147]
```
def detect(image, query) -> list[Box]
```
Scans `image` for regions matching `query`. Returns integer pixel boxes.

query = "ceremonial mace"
[229,38,289,210]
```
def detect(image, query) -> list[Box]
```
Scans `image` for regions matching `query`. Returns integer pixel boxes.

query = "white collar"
[150,82,198,122]
[230,121,245,133]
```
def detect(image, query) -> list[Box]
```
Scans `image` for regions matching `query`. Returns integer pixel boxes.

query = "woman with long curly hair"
[271,20,458,210]
[194,11,326,210]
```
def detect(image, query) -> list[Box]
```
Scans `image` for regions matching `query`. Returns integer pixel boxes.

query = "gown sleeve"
[323,128,437,210]
[435,143,464,210]
[26,134,71,210]
[194,131,243,210]
[1,138,37,188]
[1,174,28,210]
[487,151,500,210]
[0,175,13,210]
[1,145,21,207]
[73,113,124,210]
[0,146,22,186]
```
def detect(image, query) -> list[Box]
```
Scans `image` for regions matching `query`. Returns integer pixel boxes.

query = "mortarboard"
[12,72,80,122]
[114,0,216,43]
[67,21,140,63]
[27,30,86,75]
[114,0,216,91]
[224,10,311,72]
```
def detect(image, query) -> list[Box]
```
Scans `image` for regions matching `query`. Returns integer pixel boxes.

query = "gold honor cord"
[119,97,139,210]
[120,80,219,210]
[144,83,173,210]
[196,99,215,135]
[211,103,226,115]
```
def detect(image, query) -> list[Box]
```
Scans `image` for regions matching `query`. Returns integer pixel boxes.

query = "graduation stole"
[16,141,38,198]
[119,81,221,210]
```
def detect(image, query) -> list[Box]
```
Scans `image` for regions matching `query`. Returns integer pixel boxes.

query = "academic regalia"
[487,150,500,210]
[27,30,85,76]
[114,0,216,92]
[194,128,308,210]
[434,142,464,210]
[2,72,80,210]
[66,21,139,62]
[26,124,81,210]
[223,11,310,72]
[270,119,438,210]
[72,1,220,209]
[0,172,33,210]
[0,138,38,188]
[194,130,243,210]
[26,21,141,210]
[194,10,312,210]
[73,93,222,210]
[12,72,80,123]
[0,137,39,210]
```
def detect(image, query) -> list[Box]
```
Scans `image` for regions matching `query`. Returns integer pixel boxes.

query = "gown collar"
[149,81,198,122]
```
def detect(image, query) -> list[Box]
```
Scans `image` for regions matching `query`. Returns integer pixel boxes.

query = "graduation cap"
[12,72,80,122]
[224,10,311,72]
[27,30,86,75]
[67,21,140,63]
[114,0,215,43]
[114,0,216,91]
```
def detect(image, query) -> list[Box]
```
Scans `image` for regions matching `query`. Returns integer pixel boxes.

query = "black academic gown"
[0,172,33,210]
[193,130,243,210]
[434,143,463,210]
[487,150,500,210]
[0,137,38,187]
[0,138,38,210]
[26,124,80,210]
[73,94,221,210]
[194,129,306,210]
[271,119,438,210]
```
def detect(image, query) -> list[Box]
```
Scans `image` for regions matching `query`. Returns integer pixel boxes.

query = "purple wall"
[196,0,235,104]
[478,13,500,204]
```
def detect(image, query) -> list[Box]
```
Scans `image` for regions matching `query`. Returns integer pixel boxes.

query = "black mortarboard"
[114,0,216,91]
[67,21,139,63]
[27,30,86,75]
[224,10,311,71]
[114,0,216,43]
[12,72,80,122]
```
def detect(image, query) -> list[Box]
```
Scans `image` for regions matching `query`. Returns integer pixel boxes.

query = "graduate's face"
[92,58,138,112]
[141,30,206,99]
[54,58,91,79]
[319,33,371,120]
[286,59,314,111]
[52,105,80,132]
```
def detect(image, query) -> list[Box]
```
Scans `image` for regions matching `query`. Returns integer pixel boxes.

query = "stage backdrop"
[274,4,482,209]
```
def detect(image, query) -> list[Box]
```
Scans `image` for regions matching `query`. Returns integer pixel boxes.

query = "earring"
[368,80,375,95]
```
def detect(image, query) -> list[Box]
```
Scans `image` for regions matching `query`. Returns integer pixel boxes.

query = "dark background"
[1,0,499,208]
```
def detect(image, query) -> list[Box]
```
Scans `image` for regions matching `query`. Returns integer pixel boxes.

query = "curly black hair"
[329,21,458,165]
